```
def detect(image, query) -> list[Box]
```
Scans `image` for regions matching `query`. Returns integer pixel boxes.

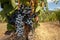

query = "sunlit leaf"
[35,6,42,12]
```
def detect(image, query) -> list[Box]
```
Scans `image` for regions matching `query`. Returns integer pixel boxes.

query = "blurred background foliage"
[0,0,60,31]
[0,0,60,22]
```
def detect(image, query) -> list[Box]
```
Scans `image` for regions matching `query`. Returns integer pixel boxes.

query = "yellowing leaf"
[35,6,42,12]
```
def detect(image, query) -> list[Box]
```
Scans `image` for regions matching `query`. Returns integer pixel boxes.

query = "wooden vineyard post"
[30,0,39,22]
[18,0,20,10]
[30,0,35,15]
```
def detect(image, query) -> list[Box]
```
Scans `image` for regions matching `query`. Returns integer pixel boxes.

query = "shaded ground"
[0,22,60,40]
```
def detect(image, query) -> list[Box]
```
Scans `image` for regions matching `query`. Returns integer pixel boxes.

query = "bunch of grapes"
[15,4,34,37]
[7,4,38,37]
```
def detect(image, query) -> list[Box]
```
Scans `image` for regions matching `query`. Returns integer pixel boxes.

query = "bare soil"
[0,22,60,40]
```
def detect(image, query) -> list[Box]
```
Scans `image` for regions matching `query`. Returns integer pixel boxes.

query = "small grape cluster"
[15,13,24,37]
[7,10,18,25]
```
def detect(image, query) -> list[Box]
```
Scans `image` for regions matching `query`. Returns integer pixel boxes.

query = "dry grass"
[0,23,7,39]
[33,22,60,40]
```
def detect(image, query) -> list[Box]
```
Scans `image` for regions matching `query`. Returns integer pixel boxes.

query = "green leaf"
[10,0,17,8]
[35,6,42,12]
